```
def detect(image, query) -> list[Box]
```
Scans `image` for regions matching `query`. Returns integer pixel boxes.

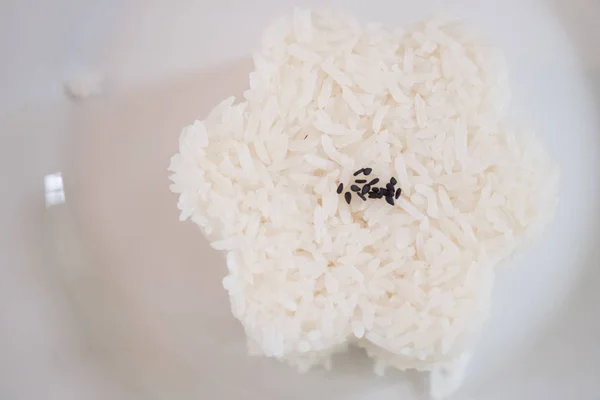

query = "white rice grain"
[168,9,558,395]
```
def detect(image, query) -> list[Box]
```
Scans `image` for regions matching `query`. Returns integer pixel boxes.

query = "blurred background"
[1,0,599,399]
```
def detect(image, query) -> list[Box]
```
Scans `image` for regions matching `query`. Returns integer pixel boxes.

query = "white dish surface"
[2,0,600,399]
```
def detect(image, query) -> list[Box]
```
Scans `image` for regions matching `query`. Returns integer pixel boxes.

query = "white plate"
[3,0,600,399]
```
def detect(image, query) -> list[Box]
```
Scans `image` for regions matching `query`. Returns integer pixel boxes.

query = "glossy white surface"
[1,0,599,399]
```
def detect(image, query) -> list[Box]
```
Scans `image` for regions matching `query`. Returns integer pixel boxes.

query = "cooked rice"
[169,8,557,382]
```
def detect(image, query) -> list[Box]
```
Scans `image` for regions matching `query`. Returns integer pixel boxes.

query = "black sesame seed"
[382,188,392,197]
[337,183,344,194]
[355,179,367,184]
[368,178,380,185]
[358,193,367,201]
[350,185,360,192]
[361,185,371,195]
[353,168,365,176]
[372,187,380,193]
[390,177,397,185]
[385,196,395,206]
[344,192,352,204]
[364,168,373,176]
[386,183,394,191]
[368,193,378,198]
[395,188,402,199]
